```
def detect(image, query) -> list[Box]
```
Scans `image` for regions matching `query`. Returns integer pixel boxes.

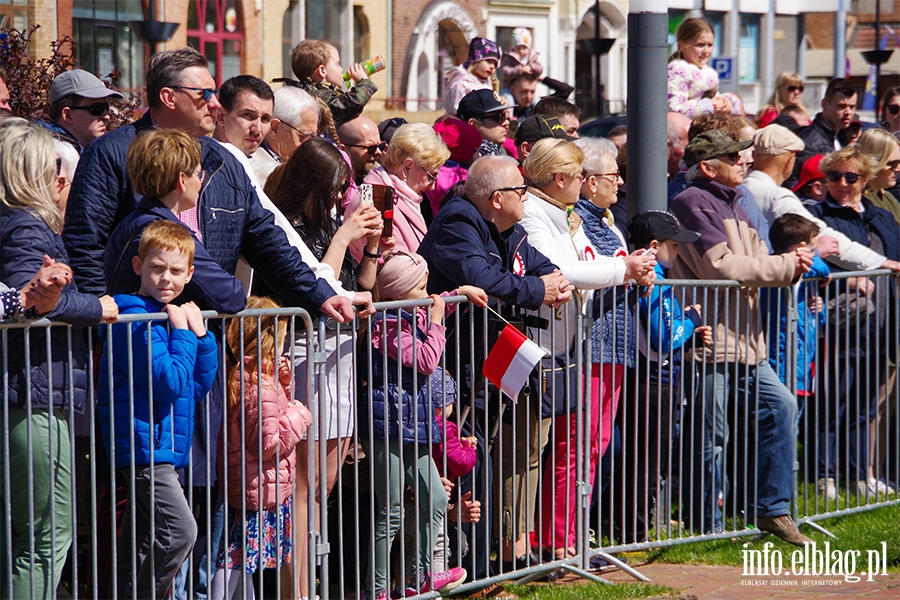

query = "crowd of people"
[1,17,899,600]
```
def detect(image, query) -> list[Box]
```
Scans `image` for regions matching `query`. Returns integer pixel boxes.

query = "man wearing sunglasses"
[41,69,123,152]
[337,115,386,184]
[670,128,815,545]
[458,89,512,159]
[792,78,857,187]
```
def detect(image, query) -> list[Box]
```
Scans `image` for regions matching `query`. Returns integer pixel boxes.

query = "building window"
[71,0,144,91]
[353,5,369,65]
[306,0,344,54]
[187,0,243,86]
[0,0,28,33]
[283,0,301,79]
[739,14,759,83]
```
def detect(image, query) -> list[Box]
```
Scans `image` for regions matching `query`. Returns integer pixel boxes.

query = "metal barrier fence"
[1,272,898,599]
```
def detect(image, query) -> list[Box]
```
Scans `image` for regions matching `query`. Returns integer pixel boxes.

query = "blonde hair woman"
[346,122,450,256]
[518,137,656,562]
[856,128,900,225]
[756,73,810,128]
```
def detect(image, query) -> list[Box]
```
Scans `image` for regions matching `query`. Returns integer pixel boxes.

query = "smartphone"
[370,184,394,238]
[357,183,374,207]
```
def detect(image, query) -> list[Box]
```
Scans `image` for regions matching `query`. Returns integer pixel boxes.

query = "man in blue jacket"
[62,47,353,322]
[419,155,572,581]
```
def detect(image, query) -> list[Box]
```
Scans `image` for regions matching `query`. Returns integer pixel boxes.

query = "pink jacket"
[442,66,492,116]
[218,358,312,510]
[432,415,477,480]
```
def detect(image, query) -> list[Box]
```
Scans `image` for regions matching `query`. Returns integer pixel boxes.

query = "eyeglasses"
[347,141,387,155]
[281,121,316,142]
[194,169,206,184]
[416,163,438,184]
[887,159,900,171]
[826,170,862,184]
[786,85,804,94]
[493,185,528,197]
[340,178,352,195]
[887,104,900,116]
[170,86,218,102]
[588,170,621,182]
[480,112,510,124]
[69,102,110,116]
[716,151,742,164]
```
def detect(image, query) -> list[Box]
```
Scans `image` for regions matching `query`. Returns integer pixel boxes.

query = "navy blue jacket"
[807,195,900,263]
[419,194,556,306]
[419,194,557,409]
[104,197,246,313]
[97,294,218,469]
[63,112,335,311]
[0,208,101,412]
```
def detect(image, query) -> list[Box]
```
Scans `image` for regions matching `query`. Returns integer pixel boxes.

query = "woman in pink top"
[346,123,450,258]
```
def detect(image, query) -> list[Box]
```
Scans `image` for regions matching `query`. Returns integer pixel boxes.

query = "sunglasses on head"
[826,170,861,184]
[348,141,387,155]
[69,102,110,116]
[786,85,804,94]
[887,104,900,116]
[170,85,218,102]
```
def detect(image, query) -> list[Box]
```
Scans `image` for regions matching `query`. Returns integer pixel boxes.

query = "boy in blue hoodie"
[98,219,218,599]
[621,210,712,543]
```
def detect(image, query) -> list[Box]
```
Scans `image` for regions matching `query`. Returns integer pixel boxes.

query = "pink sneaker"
[405,567,467,596]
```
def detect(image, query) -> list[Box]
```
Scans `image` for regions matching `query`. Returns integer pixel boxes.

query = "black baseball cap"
[627,210,700,247]
[514,114,573,146]
[378,117,407,142]
[457,89,509,122]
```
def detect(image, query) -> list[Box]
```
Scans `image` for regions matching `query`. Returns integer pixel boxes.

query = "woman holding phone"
[346,122,450,257]
[261,136,387,599]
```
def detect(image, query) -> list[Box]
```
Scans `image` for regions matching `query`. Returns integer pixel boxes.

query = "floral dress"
[667,58,720,118]
[220,496,293,573]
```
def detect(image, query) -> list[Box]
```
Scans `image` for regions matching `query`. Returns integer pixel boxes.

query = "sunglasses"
[886,104,900,116]
[170,85,218,102]
[826,170,861,184]
[716,151,741,163]
[887,159,900,171]
[69,102,110,116]
[55,157,62,177]
[340,178,352,195]
[786,85,804,94]
[480,112,510,124]
[348,141,387,155]
[493,185,528,197]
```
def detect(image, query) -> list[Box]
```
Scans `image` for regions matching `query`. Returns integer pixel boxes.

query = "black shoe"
[499,551,542,572]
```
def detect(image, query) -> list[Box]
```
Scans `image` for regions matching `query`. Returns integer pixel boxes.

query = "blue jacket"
[636,264,703,385]
[574,199,636,367]
[760,257,829,393]
[97,294,218,469]
[63,112,335,311]
[0,208,101,412]
[359,311,444,444]
[419,194,557,410]
[807,195,900,263]
[104,197,246,313]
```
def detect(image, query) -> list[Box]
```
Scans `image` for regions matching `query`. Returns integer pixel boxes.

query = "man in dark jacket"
[63,47,353,321]
[419,155,571,580]
[791,78,857,187]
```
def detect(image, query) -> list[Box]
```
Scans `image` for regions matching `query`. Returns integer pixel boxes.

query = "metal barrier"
[1,272,899,599]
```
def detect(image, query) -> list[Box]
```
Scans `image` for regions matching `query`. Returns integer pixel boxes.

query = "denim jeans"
[690,361,797,533]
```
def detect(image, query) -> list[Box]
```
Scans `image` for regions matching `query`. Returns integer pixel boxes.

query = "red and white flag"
[483,324,546,400]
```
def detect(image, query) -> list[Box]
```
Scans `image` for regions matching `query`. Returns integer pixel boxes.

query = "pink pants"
[539,363,623,551]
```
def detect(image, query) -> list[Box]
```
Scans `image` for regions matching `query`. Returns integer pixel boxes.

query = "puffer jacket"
[359,310,444,444]
[63,112,336,312]
[0,208,101,412]
[218,358,311,510]
[98,294,218,469]
[442,66,493,116]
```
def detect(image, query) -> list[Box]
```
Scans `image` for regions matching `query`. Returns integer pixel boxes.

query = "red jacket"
[218,357,311,510]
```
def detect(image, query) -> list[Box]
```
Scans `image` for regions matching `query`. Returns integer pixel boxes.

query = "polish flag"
[483,324,546,400]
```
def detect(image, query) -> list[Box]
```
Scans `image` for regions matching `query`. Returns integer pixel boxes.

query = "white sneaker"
[867,478,895,496]
[817,477,837,500]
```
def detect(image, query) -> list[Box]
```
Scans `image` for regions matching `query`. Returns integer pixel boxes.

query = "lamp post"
[861,0,893,120]
[577,1,615,117]
[128,0,180,55]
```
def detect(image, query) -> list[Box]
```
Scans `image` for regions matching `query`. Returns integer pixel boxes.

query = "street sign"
[711,57,734,85]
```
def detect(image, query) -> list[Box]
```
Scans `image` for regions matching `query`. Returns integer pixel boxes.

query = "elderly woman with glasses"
[517,137,655,563]
[756,72,810,128]
[345,122,450,257]
[807,145,900,500]
[855,128,900,226]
